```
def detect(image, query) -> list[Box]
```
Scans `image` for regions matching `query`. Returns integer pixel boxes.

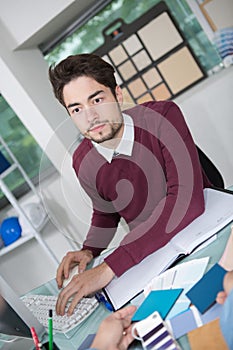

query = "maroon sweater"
[73,101,212,276]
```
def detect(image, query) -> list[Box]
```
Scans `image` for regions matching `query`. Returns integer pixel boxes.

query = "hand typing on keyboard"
[57,250,93,288]
[55,250,115,316]
[62,265,79,288]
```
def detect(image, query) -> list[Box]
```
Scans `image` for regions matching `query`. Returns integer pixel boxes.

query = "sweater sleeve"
[79,178,121,257]
[72,144,121,258]
[82,209,120,257]
[105,101,206,276]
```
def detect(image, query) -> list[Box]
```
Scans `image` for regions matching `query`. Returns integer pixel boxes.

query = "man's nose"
[85,106,99,123]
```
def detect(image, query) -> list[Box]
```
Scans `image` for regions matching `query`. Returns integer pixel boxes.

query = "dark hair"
[48,53,117,107]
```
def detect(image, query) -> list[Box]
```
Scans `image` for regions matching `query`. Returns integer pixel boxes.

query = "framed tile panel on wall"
[94,1,206,104]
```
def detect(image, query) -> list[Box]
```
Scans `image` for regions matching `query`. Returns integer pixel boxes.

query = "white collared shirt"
[92,113,134,163]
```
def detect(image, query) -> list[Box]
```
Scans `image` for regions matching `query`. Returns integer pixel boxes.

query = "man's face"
[63,76,124,144]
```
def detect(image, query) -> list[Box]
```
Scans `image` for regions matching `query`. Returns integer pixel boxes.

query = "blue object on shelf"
[0,217,22,246]
[0,151,11,174]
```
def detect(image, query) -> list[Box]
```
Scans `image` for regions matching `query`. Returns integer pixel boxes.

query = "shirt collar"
[92,113,134,163]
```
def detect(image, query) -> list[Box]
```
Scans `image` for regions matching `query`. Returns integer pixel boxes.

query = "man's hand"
[56,249,93,289]
[56,262,115,316]
[91,305,137,350]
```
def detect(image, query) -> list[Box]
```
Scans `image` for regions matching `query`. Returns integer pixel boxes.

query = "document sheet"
[103,189,233,310]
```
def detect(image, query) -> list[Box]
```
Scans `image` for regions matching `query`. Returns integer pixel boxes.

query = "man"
[49,53,211,315]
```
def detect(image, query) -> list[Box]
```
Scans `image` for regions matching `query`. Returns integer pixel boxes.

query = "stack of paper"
[144,257,209,319]
[104,189,233,310]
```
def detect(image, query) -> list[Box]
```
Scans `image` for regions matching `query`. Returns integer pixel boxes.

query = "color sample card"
[142,68,162,88]
[109,45,128,65]
[186,263,227,314]
[133,51,151,70]
[138,12,183,61]
[98,3,205,105]
[157,47,204,94]
[137,93,153,104]
[128,78,147,98]
[151,83,171,101]
[167,307,197,340]
[118,60,137,80]
[144,257,210,320]
[132,289,183,321]
[133,310,181,350]
[187,318,228,350]
[166,303,222,339]
[123,34,142,55]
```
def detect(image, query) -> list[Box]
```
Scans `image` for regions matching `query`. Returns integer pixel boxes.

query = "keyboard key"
[22,294,98,333]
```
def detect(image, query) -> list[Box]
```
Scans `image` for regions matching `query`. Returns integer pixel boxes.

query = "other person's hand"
[91,305,137,350]
[216,270,233,304]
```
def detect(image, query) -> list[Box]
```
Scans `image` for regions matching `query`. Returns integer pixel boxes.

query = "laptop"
[0,275,45,348]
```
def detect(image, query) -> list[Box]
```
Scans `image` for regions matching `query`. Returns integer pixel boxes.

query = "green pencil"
[48,309,53,350]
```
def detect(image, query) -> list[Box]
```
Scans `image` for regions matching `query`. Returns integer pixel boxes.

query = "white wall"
[175,66,233,188]
[0,0,233,293]
[0,0,75,48]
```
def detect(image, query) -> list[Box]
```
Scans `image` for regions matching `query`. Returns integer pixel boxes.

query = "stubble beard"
[88,121,123,144]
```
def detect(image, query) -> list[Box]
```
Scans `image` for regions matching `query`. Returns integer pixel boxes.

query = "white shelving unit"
[0,135,59,265]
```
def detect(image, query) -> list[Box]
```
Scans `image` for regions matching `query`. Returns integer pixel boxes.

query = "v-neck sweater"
[73,101,212,276]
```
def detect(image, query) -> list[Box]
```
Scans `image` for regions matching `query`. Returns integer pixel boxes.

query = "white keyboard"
[22,294,98,333]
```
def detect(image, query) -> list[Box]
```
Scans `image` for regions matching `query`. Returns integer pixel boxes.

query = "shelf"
[0,135,59,265]
[0,164,17,179]
[0,233,34,257]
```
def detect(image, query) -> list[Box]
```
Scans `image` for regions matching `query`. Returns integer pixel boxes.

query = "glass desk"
[0,222,232,350]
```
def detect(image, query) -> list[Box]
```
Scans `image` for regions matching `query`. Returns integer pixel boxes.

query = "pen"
[95,292,114,311]
[30,327,42,350]
[48,309,53,350]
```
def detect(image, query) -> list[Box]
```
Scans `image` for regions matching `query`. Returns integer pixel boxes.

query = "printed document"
[103,189,233,310]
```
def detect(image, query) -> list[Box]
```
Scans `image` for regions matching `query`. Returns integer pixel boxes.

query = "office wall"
[0,1,233,293]
[175,65,233,188]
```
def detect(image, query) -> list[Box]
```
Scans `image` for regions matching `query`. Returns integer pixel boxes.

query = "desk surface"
[0,221,232,350]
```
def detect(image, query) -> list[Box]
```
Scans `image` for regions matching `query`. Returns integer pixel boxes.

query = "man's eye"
[94,97,102,104]
[72,107,80,114]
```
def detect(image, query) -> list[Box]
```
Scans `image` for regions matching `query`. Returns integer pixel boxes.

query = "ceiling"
[18,0,111,51]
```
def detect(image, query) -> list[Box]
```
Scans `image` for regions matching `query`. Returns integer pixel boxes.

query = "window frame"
[0,94,56,209]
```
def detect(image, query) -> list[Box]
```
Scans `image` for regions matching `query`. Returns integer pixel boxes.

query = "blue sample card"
[186,263,227,314]
[168,303,223,339]
[132,288,183,321]
[168,308,197,339]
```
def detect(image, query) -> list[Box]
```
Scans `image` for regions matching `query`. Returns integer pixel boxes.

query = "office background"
[0,0,232,296]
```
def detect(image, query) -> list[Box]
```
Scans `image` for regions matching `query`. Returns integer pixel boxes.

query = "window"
[43,0,222,106]
[44,0,222,75]
[0,95,54,207]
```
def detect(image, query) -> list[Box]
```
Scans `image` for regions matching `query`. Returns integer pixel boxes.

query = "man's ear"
[115,85,123,104]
